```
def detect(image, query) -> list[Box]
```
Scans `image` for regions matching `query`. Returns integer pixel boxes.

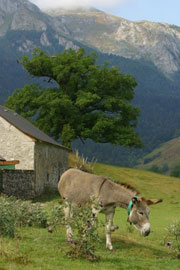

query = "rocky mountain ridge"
[0,0,78,51]
[1,0,180,75]
[45,7,180,75]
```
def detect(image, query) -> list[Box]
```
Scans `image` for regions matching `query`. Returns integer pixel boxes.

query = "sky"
[30,0,180,27]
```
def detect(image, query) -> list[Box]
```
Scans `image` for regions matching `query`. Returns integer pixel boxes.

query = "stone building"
[0,105,70,198]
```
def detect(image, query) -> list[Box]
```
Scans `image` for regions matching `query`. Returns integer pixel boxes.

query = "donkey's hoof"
[106,244,114,251]
[66,239,74,244]
[111,225,119,232]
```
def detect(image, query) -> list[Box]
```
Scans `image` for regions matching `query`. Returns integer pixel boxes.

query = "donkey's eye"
[138,211,144,216]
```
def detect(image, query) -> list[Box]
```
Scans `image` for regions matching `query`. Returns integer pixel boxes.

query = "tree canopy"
[5,48,142,148]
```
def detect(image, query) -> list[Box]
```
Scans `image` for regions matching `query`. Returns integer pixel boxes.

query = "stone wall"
[34,142,68,195]
[0,170,36,199]
[0,170,3,193]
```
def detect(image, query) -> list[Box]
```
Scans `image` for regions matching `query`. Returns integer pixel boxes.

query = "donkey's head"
[127,196,162,237]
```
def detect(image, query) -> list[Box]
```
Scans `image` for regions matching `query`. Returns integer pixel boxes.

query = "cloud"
[30,0,130,11]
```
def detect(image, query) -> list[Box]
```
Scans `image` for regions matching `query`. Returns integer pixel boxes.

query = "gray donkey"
[58,168,162,250]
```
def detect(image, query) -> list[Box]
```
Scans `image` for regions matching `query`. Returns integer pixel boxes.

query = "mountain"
[2,0,180,76]
[0,0,80,104]
[0,0,78,47]
[45,7,180,76]
[1,0,180,166]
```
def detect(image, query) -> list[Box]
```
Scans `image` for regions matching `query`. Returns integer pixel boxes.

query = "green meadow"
[0,162,180,270]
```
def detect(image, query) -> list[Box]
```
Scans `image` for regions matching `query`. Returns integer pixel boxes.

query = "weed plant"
[0,195,47,237]
[65,200,102,261]
[47,197,103,261]
[165,221,180,258]
[14,199,47,228]
[71,149,97,173]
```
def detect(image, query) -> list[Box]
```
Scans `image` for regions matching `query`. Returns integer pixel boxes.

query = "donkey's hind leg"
[64,200,73,242]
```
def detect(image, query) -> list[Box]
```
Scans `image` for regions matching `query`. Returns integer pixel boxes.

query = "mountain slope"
[137,136,180,174]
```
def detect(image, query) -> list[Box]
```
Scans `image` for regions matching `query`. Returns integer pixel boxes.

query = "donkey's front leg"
[105,208,115,250]
[64,201,73,242]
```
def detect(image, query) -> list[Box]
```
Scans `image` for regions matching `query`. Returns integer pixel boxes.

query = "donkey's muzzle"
[143,229,150,237]
[141,223,151,237]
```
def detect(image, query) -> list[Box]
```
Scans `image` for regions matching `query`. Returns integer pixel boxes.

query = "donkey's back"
[58,168,106,204]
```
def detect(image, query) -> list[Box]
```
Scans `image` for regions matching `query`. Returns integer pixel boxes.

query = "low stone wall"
[0,170,3,193]
[0,170,36,199]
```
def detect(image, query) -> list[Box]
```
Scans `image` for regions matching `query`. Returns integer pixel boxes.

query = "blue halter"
[127,195,138,216]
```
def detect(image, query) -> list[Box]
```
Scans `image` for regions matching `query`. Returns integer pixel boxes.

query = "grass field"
[0,162,180,270]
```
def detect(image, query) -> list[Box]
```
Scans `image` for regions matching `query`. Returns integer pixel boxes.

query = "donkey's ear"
[146,199,163,205]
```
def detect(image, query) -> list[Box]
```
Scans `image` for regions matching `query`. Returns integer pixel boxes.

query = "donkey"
[58,168,162,250]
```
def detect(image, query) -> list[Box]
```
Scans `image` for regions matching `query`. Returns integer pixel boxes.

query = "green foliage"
[162,163,169,174]
[5,48,142,148]
[14,200,47,228]
[0,195,47,237]
[61,124,75,148]
[45,203,65,233]
[165,221,180,258]
[65,199,102,261]
[146,163,169,175]
[148,165,162,174]
[170,164,180,178]
[0,196,17,237]
[46,198,103,261]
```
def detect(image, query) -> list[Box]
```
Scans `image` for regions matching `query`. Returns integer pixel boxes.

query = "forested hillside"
[73,53,180,166]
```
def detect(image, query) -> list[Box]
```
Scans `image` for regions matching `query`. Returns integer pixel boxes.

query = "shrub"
[14,200,47,228]
[148,165,162,174]
[0,196,16,237]
[162,163,169,174]
[170,164,180,178]
[47,197,103,261]
[65,199,102,261]
[0,195,47,237]
[46,204,65,232]
[164,221,180,258]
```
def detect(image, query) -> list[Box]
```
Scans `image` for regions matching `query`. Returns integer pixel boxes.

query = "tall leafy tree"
[6,48,142,148]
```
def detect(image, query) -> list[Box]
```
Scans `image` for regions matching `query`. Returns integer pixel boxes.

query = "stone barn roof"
[0,106,70,151]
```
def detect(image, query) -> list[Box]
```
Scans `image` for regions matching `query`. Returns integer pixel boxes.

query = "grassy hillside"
[1,160,180,269]
[137,136,180,174]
